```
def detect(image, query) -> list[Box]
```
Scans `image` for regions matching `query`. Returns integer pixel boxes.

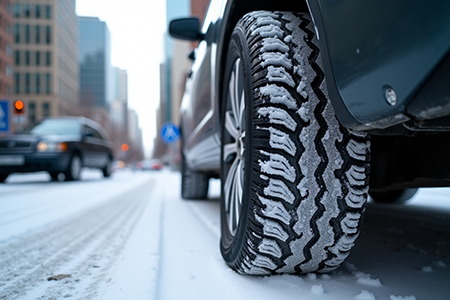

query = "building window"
[45,73,51,94]
[25,4,31,17]
[45,5,51,19]
[35,25,40,44]
[25,51,30,66]
[25,25,30,43]
[43,103,50,117]
[7,3,13,15]
[35,5,41,18]
[45,26,51,44]
[6,65,12,78]
[35,74,41,94]
[25,73,30,94]
[15,73,20,94]
[46,51,51,66]
[14,3,20,17]
[28,102,36,123]
[14,51,20,65]
[14,24,20,43]
[35,51,40,66]
[6,44,12,57]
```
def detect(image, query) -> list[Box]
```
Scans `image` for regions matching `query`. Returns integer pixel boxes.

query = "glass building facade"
[78,17,112,110]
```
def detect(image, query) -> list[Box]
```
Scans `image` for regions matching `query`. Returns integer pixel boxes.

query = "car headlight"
[37,142,68,152]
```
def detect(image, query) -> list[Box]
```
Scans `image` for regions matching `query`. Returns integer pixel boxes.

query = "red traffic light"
[121,144,129,152]
[14,100,24,113]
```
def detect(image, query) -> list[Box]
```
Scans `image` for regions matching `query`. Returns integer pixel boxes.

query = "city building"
[78,16,112,133]
[12,0,79,126]
[127,108,143,161]
[0,0,13,134]
[110,67,129,158]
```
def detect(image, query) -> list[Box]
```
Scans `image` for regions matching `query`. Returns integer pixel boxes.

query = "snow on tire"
[219,11,371,275]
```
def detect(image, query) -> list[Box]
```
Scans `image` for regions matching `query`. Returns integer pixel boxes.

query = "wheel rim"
[223,58,246,236]
[71,156,81,179]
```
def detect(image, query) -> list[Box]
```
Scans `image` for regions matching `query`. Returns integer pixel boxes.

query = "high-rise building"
[78,16,112,133]
[12,0,79,125]
[78,16,112,110]
[127,108,143,160]
[0,0,13,134]
[110,67,129,157]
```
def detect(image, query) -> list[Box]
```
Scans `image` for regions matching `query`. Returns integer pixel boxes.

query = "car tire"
[181,151,209,199]
[0,173,8,183]
[219,11,371,275]
[369,188,418,204]
[49,172,60,181]
[102,157,113,178]
[64,154,81,181]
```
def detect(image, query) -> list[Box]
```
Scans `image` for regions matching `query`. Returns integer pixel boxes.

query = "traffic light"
[14,100,24,114]
[121,144,129,152]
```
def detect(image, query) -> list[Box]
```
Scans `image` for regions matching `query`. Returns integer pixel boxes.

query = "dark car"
[169,0,450,275]
[0,116,114,182]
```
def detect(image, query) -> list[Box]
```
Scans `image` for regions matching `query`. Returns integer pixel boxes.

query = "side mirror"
[169,17,204,41]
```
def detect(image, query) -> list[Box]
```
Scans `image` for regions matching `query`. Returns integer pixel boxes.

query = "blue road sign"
[161,122,180,144]
[0,100,9,133]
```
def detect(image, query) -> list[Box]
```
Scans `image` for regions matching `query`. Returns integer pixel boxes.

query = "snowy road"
[0,170,449,300]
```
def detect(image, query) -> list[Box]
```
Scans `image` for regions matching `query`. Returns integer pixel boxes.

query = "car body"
[0,116,114,182]
[169,0,450,275]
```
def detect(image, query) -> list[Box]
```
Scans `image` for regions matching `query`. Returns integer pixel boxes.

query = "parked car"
[136,159,163,171]
[169,0,450,275]
[0,116,114,182]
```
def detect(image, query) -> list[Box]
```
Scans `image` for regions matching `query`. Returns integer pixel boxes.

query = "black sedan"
[0,116,114,182]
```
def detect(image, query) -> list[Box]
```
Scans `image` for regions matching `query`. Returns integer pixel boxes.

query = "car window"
[84,125,103,140]
[22,119,81,135]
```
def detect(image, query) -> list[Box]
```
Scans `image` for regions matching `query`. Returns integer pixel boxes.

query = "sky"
[76,0,167,156]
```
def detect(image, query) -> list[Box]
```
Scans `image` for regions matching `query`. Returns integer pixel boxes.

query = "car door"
[81,125,105,167]
[180,0,226,170]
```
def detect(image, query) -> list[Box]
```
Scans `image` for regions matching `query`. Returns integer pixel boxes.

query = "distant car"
[112,160,126,171]
[136,159,163,171]
[0,116,114,182]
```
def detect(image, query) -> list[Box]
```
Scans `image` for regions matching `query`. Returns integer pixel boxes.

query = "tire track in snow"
[0,178,155,300]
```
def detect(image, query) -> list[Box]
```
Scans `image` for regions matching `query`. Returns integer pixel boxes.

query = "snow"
[263,178,295,204]
[390,296,416,300]
[266,66,295,87]
[258,195,291,225]
[356,290,376,300]
[261,52,292,69]
[258,106,297,131]
[258,150,296,182]
[311,284,325,294]
[262,38,290,53]
[260,126,296,156]
[259,84,297,110]
[0,170,449,299]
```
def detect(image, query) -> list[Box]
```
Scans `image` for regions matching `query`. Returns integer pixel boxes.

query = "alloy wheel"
[223,58,246,236]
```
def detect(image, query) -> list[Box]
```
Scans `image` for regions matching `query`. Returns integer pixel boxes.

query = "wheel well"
[217,0,309,123]
[72,149,82,161]
[370,132,450,191]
